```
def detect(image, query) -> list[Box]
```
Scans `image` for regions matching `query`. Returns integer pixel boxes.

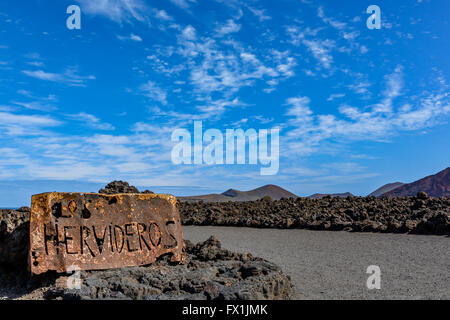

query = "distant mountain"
[382,167,450,197]
[369,182,404,197]
[307,192,354,199]
[178,184,297,202]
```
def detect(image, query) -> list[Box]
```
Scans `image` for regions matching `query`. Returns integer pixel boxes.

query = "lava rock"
[0,209,30,267]
[42,236,292,300]
[98,181,140,194]
[179,196,450,235]
[417,191,428,200]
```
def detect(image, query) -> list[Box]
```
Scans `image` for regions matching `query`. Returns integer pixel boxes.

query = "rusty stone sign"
[29,192,185,275]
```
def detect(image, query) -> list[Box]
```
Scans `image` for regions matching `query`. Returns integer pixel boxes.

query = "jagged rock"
[0,209,30,267]
[98,181,154,195]
[36,237,292,300]
[98,181,140,194]
[179,196,450,235]
[417,191,428,200]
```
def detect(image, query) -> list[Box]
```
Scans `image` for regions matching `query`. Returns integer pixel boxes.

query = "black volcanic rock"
[0,209,30,267]
[382,167,450,197]
[42,236,292,300]
[98,181,154,195]
[179,196,450,235]
[0,233,292,300]
[98,181,140,194]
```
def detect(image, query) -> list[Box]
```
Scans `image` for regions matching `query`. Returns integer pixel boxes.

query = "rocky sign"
[29,192,185,275]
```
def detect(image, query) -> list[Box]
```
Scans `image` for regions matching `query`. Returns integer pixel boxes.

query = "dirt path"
[184,226,450,299]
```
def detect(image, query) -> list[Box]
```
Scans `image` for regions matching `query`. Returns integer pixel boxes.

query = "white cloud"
[181,25,197,40]
[317,6,346,30]
[12,101,57,112]
[170,0,196,9]
[381,66,403,108]
[246,6,271,22]
[175,29,293,98]
[22,68,95,87]
[347,79,371,96]
[130,34,143,41]
[302,39,335,69]
[215,19,241,37]
[65,112,115,131]
[117,34,143,42]
[360,45,369,54]
[140,81,168,105]
[154,9,172,21]
[0,111,61,136]
[283,69,450,156]
[27,61,44,67]
[22,70,62,82]
[327,93,345,101]
[76,0,147,23]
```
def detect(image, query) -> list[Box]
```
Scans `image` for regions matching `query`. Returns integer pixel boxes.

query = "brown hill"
[369,182,404,197]
[178,184,297,202]
[382,167,450,197]
[307,192,353,199]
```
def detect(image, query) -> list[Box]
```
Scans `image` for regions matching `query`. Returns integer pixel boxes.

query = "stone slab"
[29,192,185,275]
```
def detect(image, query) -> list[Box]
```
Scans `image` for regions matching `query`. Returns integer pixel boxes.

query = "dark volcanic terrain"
[179,194,450,235]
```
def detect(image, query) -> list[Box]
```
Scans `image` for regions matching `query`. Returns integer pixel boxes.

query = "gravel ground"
[183,226,450,300]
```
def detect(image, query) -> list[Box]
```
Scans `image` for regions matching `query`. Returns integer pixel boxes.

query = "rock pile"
[0,234,292,300]
[43,236,292,300]
[0,207,30,267]
[98,181,144,194]
[179,194,450,235]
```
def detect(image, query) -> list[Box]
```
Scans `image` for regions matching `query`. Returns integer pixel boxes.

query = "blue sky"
[0,0,449,206]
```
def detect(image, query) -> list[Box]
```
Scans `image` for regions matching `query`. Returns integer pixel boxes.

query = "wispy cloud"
[304,39,335,69]
[117,34,143,42]
[12,101,57,112]
[0,111,61,136]
[154,9,173,21]
[283,67,450,156]
[327,93,345,101]
[22,68,95,87]
[170,0,196,10]
[65,112,115,131]
[76,0,148,23]
[317,6,347,30]
[215,19,241,37]
[175,25,295,99]
[139,81,168,105]
[246,5,271,22]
